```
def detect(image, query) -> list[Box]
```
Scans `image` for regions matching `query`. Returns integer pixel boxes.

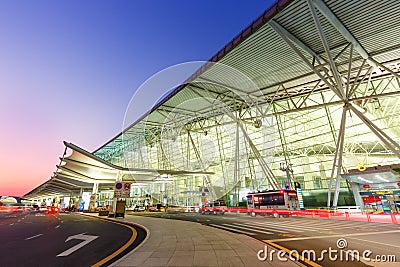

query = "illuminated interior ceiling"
[25,0,400,201]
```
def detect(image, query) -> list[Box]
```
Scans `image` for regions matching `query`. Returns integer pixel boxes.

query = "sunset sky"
[0,1,273,196]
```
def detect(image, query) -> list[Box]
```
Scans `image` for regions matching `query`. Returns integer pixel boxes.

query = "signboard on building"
[114,182,131,198]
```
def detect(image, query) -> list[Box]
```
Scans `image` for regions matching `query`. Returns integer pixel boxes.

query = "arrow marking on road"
[57,233,98,257]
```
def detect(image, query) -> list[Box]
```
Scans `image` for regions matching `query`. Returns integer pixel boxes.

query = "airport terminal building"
[25,0,400,213]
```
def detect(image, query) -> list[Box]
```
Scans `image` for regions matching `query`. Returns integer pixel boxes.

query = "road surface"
[0,211,146,267]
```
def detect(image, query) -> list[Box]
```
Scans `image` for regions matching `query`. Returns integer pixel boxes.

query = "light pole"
[280,162,293,189]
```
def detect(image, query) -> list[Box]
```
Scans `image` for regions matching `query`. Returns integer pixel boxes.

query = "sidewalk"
[103,214,304,267]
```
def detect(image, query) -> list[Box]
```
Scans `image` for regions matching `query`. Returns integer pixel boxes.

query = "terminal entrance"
[360,190,400,213]
[342,164,400,213]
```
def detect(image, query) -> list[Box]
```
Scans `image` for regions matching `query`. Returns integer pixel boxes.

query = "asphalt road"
[136,211,400,266]
[0,211,146,267]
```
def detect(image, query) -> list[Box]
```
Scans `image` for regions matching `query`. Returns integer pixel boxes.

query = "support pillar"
[77,188,83,212]
[328,105,348,208]
[351,182,365,212]
[89,183,99,212]
[233,120,240,206]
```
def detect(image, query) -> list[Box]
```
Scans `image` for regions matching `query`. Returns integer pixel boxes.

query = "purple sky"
[0,0,274,196]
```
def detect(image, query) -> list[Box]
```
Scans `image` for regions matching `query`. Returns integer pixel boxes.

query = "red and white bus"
[246,189,300,217]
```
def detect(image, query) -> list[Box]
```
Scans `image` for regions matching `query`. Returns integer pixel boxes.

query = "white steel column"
[89,182,99,211]
[233,120,240,206]
[351,182,365,212]
[77,188,83,211]
[329,105,348,208]
[92,183,99,194]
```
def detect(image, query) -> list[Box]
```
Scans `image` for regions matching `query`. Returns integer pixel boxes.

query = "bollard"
[345,211,350,221]
[366,213,371,222]
[391,213,398,224]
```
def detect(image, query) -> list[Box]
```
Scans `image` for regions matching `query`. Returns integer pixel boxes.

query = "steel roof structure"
[25,0,400,208]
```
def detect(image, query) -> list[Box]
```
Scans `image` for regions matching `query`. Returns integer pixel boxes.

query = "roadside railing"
[203,206,399,224]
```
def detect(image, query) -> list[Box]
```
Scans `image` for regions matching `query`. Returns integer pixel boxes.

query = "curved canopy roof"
[25,142,213,198]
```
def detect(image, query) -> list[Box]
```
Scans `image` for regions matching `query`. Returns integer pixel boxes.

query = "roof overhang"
[342,164,400,186]
[24,142,214,199]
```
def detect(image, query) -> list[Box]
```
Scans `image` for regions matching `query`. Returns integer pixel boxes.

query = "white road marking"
[252,220,321,231]
[347,236,400,249]
[55,225,61,229]
[257,219,363,231]
[233,222,292,233]
[57,233,98,257]
[25,234,43,240]
[243,221,304,232]
[9,223,14,226]
[267,229,400,242]
[209,224,256,235]
[222,223,274,234]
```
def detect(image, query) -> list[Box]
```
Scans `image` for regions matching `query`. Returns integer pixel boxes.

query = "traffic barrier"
[366,213,371,222]
[391,213,398,224]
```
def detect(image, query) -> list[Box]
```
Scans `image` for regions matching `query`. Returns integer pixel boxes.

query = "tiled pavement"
[102,214,305,267]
